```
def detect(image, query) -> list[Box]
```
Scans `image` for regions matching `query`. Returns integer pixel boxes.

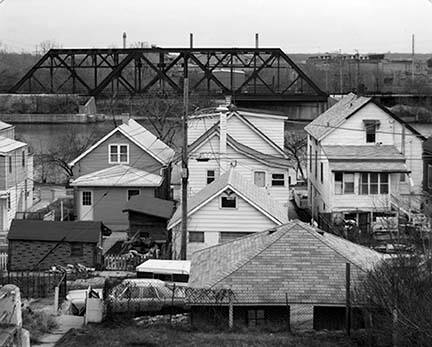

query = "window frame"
[364,120,379,143]
[254,171,266,187]
[207,170,216,184]
[108,144,129,164]
[220,190,237,209]
[320,162,324,184]
[6,193,11,210]
[82,191,92,206]
[271,173,285,187]
[247,309,266,327]
[127,189,140,201]
[8,156,12,174]
[188,231,205,243]
[360,172,389,195]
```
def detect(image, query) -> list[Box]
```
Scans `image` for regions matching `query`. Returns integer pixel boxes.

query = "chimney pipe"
[255,33,259,49]
[190,33,193,49]
[219,110,227,171]
[123,32,127,49]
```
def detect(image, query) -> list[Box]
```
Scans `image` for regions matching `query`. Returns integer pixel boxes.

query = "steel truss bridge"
[9,47,327,102]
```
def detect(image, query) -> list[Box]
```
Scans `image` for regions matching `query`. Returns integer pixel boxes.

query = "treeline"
[0,51,39,92]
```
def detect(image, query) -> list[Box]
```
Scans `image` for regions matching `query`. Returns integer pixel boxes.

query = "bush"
[22,309,58,343]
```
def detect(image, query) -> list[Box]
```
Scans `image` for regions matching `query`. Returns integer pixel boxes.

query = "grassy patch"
[56,318,359,347]
[22,310,58,343]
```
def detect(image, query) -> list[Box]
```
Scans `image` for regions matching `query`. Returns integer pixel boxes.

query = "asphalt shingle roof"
[70,165,162,187]
[189,220,384,304]
[8,220,107,243]
[123,195,175,219]
[168,168,288,229]
[322,145,405,160]
[0,136,26,154]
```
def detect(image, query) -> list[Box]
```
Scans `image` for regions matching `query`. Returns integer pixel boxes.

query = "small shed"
[136,259,190,283]
[7,220,110,271]
[123,195,175,244]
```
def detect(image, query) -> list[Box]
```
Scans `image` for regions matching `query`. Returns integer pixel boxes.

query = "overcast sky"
[0,0,432,54]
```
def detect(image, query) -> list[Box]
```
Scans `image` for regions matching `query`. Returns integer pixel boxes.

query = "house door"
[80,190,93,220]
[358,212,370,234]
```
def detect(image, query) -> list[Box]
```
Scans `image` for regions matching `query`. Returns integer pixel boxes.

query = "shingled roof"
[305,93,425,141]
[322,145,405,160]
[123,195,175,219]
[189,220,384,304]
[8,220,109,243]
[168,168,288,229]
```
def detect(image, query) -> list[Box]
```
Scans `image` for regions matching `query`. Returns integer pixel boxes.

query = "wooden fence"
[104,254,148,271]
[0,252,7,271]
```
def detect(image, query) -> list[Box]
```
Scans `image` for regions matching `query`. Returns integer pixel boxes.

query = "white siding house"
[305,93,425,233]
[168,168,288,259]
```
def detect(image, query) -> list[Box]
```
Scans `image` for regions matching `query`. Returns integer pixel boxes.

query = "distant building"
[305,93,425,235]
[168,168,288,258]
[7,220,110,270]
[0,121,34,241]
[69,119,175,231]
[188,220,384,330]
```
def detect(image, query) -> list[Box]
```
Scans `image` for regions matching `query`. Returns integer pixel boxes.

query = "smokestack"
[255,33,259,48]
[190,33,193,49]
[123,32,127,49]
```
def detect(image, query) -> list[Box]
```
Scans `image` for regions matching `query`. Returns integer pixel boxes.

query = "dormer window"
[221,189,237,208]
[109,144,129,164]
[364,120,380,143]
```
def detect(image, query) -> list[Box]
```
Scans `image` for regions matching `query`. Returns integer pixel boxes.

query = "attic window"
[221,189,237,208]
[364,120,380,143]
[109,144,129,164]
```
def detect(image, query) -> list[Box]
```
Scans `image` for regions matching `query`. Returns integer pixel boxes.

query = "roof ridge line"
[209,223,296,288]
[297,223,373,273]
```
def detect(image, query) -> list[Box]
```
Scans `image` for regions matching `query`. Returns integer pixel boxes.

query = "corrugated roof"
[168,168,288,229]
[305,93,370,140]
[70,165,162,187]
[322,145,405,160]
[189,220,384,304]
[8,220,106,243]
[69,119,175,166]
[0,136,26,154]
[123,195,175,219]
[329,161,409,172]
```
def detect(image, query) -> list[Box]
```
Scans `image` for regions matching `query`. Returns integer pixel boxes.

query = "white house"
[304,93,425,233]
[168,168,289,259]
[175,104,296,205]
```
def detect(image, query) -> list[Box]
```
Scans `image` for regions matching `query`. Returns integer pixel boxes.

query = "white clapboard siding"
[243,115,285,149]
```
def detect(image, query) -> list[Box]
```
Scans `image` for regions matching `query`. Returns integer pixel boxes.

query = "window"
[271,173,285,186]
[360,173,389,195]
[82,191,92,206]
[248,309,265,327]
[314,150,318,179]
[70,243,83,257]
[429,165,432,188]
[6,193,10,210]
[8,156,12,174]
[400,173,406,183]
[335,172,343,194]
[188,232,204,243]
[344,173,354,194]
[127,189,140,200]
[320,162,324,183]
[22,151,25,167]
[207,170,216,184]
[221,190,237,208]
[254,171,266,187]
[364,120,379,143]
[109,144,128,164]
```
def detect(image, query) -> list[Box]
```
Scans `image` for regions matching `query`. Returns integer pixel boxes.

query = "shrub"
[22,309,58,343]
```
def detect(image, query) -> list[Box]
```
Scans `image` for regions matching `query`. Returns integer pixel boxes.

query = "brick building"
[7,220,110,271]
[188,220,384,330]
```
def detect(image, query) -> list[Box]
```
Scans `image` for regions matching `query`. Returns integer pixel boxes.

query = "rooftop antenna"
[123,32,127,49]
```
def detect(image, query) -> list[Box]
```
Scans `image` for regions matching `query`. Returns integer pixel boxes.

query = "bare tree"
[38,40,62,55]
[284,129,307,180]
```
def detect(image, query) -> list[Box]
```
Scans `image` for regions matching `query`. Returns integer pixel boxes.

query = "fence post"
[228,292,233,329]
[345,262,351,336]
[170,283,176,325]
[53,286,59,314]
[285,293,290,331]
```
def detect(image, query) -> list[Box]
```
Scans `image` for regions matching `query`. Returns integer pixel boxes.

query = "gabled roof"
[123,195,175,219]
[189,221,384,303]
[185,123,291,169]
[322,145,406,161]
[305,93,426,141]
[168,168,288,229]
[8,220,109,243]
[69,119,175,166]
[0,121,13,132]
[0,136,26,154]
[70,165,162,187]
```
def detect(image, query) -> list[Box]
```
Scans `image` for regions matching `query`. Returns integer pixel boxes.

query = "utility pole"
[180,41,189,260]
[411,34,415,83]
